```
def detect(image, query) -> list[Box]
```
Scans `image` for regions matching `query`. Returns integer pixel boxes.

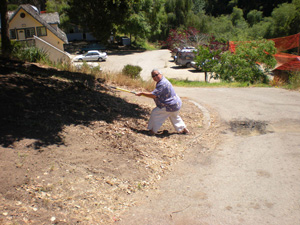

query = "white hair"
[151,68,161,74]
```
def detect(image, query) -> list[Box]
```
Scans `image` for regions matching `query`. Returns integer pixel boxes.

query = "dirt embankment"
[0,57,214,224]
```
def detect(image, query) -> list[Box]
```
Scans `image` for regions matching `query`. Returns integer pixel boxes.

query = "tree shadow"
[0,56,148,149]
[170,65,189,70]
[107,49,146,56]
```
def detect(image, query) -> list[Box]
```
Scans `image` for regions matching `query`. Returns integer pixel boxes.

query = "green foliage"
[231,7,244,26]
[213,40,277,84]
[119,1,152,40]
[168,78,270,87]
[192,0,205,15]
[7,4,18,11]
[287,71,300,90]
[46,0,70,30]
[272,3,297,36]
[206,15,235,41]
[247,10,263,26]
[67,0,138,42]
[12,42,49,63]
[122,64,142,79]
[290,0,300,35]
[60,0,298,46]
[165,0,194,28]
[134,39,158,50]
[194,45,222,81]
[248,17,275,39]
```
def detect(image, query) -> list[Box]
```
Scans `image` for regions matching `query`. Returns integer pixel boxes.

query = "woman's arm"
[135,92,156,99]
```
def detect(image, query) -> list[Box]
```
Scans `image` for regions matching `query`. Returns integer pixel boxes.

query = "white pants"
[148,107,186,133]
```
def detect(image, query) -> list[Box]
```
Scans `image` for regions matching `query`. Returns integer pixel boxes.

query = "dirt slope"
[0,57,206,224]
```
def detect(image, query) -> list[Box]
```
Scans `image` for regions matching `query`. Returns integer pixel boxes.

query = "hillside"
[0,56,207,224]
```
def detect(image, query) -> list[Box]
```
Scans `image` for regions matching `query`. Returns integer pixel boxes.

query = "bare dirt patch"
[0,57,205,224]
[229,120,269,136]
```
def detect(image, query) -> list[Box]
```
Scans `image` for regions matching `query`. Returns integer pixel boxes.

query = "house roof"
[40,12,60,25]
[9,4,68,44]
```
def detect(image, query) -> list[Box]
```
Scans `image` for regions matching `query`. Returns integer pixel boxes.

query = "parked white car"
[73,50,107,62]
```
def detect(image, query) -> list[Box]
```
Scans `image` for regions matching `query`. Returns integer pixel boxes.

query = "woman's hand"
[135,92,156,99]
[135,92,143,96]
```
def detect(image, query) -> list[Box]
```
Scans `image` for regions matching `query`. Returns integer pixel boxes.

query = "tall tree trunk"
[0,0,12,57]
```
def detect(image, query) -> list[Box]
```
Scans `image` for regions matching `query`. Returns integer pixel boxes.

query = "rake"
[107,85,150,98]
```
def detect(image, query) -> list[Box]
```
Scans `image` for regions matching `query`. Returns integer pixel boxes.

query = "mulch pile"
[0,56,209,224]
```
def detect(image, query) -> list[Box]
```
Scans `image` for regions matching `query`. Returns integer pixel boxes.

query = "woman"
[136,69,189,135]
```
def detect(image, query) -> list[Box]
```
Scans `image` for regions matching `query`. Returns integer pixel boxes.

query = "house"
[8,4,70,63]
[66,25,97,42]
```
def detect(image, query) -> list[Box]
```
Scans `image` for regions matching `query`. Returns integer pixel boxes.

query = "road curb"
[188,100,211,129]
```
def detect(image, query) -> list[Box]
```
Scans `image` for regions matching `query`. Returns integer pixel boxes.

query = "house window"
[25,27,35,38]
[9,29,17,39]
[37,26,47,36]
[20,13,25,18]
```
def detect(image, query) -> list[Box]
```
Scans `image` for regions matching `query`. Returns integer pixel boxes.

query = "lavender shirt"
[152,76,182,112]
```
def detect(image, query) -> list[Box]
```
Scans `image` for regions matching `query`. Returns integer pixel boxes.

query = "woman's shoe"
[180,128,189,134]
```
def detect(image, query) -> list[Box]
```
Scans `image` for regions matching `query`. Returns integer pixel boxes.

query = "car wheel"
[98,58,103,62]
[79,58,83,62]
[186,62,191,68]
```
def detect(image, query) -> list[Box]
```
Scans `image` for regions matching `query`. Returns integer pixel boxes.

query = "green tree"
[118,2,150,41]
[192,0,205,14]
[231,7,244,26]
[214,40,277,84]
[165,0,193,28]
[67,0,138,42]
[194,45,222,82]
[231,7,248,32]
[289,0,300,35]
[248,17,275,39]
[46,0,69,30]
[147,0,167,41]
[8,0,47,10]
[204,0,232,16]
[247,9,263,26]
[206,15,235,42]
[271,2,296,36]
[236,0,293,17]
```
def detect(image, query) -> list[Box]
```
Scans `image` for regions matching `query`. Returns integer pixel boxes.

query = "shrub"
[12,42,49,63]
[122,64,142,79]
[288,71,300,90]
[214,39,277,84]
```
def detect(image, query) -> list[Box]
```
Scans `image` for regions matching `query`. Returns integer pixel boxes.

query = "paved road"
[118,87,300,225]
[73,49,209,81]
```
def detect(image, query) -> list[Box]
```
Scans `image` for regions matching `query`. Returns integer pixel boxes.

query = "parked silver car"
[174,47,196,67]
[73,50,107,62]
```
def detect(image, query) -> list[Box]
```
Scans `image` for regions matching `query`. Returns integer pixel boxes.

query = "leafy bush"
[213,40,277,84]
[288,71,300,90]
[12,42,49,63]
[122,64,142,79]
[194,45,222,82]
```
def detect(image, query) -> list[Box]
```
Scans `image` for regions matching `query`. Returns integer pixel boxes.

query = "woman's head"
[151,69,162,82]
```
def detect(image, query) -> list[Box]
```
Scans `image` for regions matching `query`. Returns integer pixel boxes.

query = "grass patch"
[168,78,272,88]
[284,71,300,90]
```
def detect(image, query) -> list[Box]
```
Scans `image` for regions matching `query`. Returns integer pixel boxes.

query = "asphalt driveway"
[118,87,300,225]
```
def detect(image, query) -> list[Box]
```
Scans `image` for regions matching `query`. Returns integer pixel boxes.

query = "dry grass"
[96,71,156,92]
[44,60,155,92]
